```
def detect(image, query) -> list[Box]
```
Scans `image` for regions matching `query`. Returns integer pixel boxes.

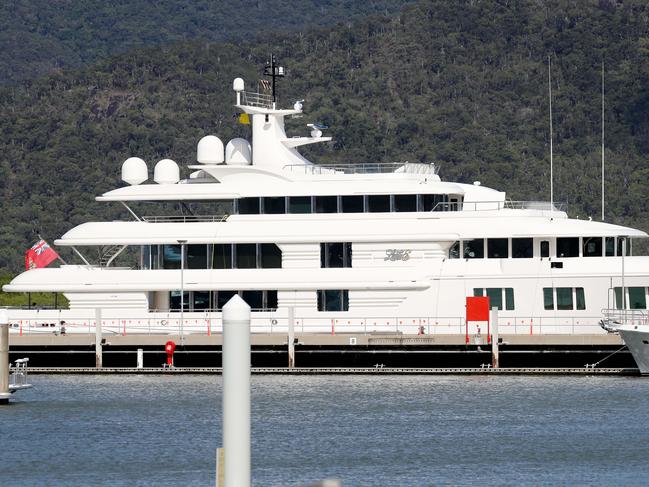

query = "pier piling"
[491,307,499,368]
[0,309,10,404]
[221,295,251,487]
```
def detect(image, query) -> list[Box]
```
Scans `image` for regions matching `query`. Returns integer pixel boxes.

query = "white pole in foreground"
[222,294,251,487]
[491,307,499,369]
[288,306,295,368]
[0,309,10,404]
[95,308,103,369]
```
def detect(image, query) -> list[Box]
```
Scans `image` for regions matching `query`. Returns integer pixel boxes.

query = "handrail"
[431,200,567,213]
[141,214,229,223]
[241,91,274,109]
[283,162,438,175]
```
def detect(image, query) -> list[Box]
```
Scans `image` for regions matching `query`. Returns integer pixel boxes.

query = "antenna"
[263,54,286,107]
[601,60,605,222]
[548,55,554,217]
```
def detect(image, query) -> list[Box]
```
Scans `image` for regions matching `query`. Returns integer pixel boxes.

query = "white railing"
[241,91,273,109]
[600,308,649,330]
[432,200,567,213]
[141,214,229,223]
[7,313,608,337]
[283,162,438,175]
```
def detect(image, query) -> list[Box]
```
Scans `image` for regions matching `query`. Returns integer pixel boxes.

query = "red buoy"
[165,340,176,366]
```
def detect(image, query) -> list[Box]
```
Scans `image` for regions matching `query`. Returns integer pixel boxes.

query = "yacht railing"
[600,308,649,331]
[283,162,439,175]
[7,313,608,336]
[141,214,229,223]
[431,200,567,212]
[241,91,274,109]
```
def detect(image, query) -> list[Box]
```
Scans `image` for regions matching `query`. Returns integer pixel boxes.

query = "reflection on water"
[2,374,649,486]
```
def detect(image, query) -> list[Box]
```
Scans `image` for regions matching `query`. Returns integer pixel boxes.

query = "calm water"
[2,374,649,486]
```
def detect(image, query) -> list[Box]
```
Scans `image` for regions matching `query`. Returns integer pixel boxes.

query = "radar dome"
[233,78,245,92]
[154,159,180,185]
[197,135,224,164]
[225,138,252,165]
[121,157,148,185]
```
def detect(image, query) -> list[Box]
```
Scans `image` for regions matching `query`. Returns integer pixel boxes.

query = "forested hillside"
[0,0,412,84]
[0,0,648,273]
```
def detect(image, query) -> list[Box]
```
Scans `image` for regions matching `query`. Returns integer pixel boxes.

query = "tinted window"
[614,287,624,310]
[505,288,515,310]
[216,290,238,310]
[288,196,312,214]
[448,241,460,259]
[629,287,647,310]
[341,195,364,213]
[583,237,602,257]
[463,239,484,259]
[162,245,182,269]
[169,290,189,310]
[543,288,554,310]
[212,244,232,269]
[576,288,586,310]
[393,194,417,212]
[556,287,573,310]
[617,237,631,256]
[321,242,352,268]
[242,290,264,309]
[473,288,484,297]
[367,195,390,212]
[540,241,550,258]
[512,238,533,258]
[487,238,508,258]
[315,196,338,213]
[263,197,285,214]
[187,244,208,269]
[235,243,257,268]
[193,291,210,310]
[260,243,282,268]
[266,290,278,310]
[605,237,615,256]
[557,237,579,257]
[486,288,503,310]
[318,290,349,311]
[239,198,260,214]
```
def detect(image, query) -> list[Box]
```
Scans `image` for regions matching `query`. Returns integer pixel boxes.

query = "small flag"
[238,113,250,125]
[25,239,59,270]
[259,79,271,92]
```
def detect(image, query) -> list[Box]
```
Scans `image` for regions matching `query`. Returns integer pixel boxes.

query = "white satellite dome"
[154,159,180,185]
[197,135,224,164]
[232,77,245,92]
[121,157,148,185]
[225,138,252,165]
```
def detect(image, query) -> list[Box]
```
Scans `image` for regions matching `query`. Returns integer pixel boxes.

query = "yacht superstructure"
[4,62,649,338]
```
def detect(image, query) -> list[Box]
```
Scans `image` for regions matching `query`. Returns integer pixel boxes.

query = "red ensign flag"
[25,239,59,270]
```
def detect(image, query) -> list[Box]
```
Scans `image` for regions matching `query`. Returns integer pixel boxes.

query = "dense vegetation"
[0,0,412,84]
[0,0,648,284]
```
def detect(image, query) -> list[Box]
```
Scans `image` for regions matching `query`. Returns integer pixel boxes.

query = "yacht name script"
[384,249,411,261]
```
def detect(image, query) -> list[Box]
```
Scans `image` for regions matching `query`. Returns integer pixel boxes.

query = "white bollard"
[221,295,251,487]
[136,348,144,369]
[95,308,103,369]
[491,307,499,368]
[0,309,10,404]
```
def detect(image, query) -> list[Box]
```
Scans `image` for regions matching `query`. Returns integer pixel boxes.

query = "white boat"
[3,60,649,339]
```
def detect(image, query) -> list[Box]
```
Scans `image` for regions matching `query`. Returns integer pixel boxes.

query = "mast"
[263,54,285,107]
[601,60,605,222]
[548,55,554,217]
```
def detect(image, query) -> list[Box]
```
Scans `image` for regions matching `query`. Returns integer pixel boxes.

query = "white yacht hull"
[618,325,649,374]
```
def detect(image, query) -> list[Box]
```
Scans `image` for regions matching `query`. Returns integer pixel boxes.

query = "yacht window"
[260,244,282,268]
[321,242,352,268]
[543,288,554,310]
[487,238,508,259]
[367,195,390,212]
[556,287,573,310]
[556,237,579,258]
[212,244,232,269]
[576,287,586,310]
[263,197,286,214]
[629,287,647,309]
[605,237,615,256]
[317,289,349,311]
[216,290,238,310]
[162,245,182,269]
[617,237,631,256]
[169,290,189,310]
[512,238,533,258]
[187,245,208,269]
[614,287,624,310]
[315,196,338,213]
[239,197,260,215]
[235,243,257,268]
[150,245,160,269]
[288,196,312,214]
[421,194,448,212]
[473,288,515,310]
[142,245,151,269]
[266,290,278,309]
[583,237,602,257]
[540,240,550,258]
[505,288,515,310]
[242,290,264,310]
[393,194,417,212]
[473,288,483,297]
[448,241,460,259]
[193,291,211,310]
[341,195,364,213]
[486,288,503,310]
[463,239,484,259]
